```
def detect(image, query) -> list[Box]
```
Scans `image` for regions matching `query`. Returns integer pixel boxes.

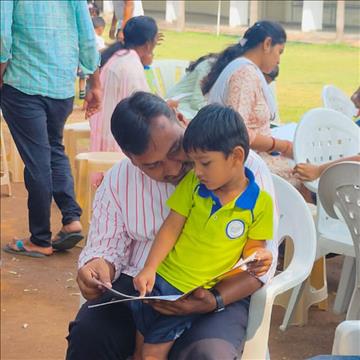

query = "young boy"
[132,104,274,360]
[92,16,106,51]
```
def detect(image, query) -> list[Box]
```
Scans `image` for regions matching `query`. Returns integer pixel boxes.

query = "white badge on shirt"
[226,219,245,239]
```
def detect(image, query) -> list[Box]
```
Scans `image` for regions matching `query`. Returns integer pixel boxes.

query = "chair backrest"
[151,59,189,97]
[318,162,360,319]
[293,108,360,193]
[322,85,357,119]
[243,174,316,359]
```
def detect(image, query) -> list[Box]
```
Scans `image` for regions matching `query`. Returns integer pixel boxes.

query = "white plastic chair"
[332,320,360,355]
[322,85,358,119]
[151,59,189,97]
[280,108,360,329]
[242,174,316,359]
[319,161,360,320]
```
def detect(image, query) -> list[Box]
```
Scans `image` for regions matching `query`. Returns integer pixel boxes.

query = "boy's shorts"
[130,274,199,344]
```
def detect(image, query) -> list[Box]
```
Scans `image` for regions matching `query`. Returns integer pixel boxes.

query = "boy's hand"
[133,267,156,297]
[246,247,273,277]
[293,162,321,182]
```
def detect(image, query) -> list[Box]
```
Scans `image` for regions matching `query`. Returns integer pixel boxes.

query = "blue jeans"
[1,85,81,247]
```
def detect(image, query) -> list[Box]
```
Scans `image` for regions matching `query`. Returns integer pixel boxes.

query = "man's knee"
[178,338,238,360]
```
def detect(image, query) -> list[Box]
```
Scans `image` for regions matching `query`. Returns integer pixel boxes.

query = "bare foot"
[52,220,82,242]
[7,238,53,256]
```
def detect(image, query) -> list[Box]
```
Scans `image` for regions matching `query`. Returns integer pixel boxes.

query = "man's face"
[128,115,192,185]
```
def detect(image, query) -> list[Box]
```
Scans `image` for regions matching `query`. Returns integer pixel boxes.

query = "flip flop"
[3,240,47,258]
[52,231,84,251]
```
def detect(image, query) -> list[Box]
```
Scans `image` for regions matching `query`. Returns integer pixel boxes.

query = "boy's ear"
[232,146,245,164]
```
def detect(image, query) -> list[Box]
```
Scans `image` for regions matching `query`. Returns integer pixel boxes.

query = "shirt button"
[213,215,218,220]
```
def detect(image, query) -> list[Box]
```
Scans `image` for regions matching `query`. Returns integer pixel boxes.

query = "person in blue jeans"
[132,104,273,359]
[0,0,101,257]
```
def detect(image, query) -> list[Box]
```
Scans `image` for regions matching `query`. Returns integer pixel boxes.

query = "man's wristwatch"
[209,287,225,312]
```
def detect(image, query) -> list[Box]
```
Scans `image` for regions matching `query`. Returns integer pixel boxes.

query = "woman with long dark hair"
[90,16,158,153]
[203,21,302,189]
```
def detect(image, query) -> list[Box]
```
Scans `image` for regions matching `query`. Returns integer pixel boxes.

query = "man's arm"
[77,165,132,300]
[0,0,14,87]
[75,1,99,74]
[122,0,135,28]
[75,1,102,117]
[115,0,135,41]
[109,11,118,39]
[84,68,102,118]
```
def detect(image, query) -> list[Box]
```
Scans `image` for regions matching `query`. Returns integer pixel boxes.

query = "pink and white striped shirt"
[79,150,278,284]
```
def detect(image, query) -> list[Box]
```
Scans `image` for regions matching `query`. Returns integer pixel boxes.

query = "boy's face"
[95,26,105,36]
[188,150,242,191]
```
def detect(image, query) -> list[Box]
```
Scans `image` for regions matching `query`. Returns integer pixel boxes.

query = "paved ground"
[1,110,346,360]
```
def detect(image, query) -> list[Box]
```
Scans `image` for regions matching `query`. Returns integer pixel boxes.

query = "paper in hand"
[88,252,258,309]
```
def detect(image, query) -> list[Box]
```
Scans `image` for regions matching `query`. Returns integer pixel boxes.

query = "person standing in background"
[109,0,144,40]
[0,0,101,257]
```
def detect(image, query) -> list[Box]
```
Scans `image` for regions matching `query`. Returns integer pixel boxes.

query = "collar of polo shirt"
[196,167,260,215]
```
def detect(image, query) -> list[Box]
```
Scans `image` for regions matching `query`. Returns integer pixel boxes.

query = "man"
[66,92,278,360]
[109,0,144,40]
[1,0,101,257]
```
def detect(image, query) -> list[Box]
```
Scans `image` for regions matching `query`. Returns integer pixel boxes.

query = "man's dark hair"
[183,104,250,161]
[92,16,105,29]
[111,92,176,155]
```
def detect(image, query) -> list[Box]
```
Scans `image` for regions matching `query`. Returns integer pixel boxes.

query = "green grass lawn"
[87,28,359,123]
[154,31,359,122]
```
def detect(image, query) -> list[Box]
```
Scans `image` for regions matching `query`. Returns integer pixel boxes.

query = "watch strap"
[209,287,225,312]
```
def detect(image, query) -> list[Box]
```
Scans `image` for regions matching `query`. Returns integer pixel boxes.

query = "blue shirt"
[0,0,99,99]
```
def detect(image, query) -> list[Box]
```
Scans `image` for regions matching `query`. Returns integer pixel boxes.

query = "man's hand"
[246,247,273,277]
[148,287,216,316]
[77,258,115,300]
[84,86,102,119]
[133,267,156,297]
[0,62,9,89]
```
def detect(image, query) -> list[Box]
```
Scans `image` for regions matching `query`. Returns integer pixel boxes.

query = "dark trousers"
[66,274,249,360]
[1,85,82,247]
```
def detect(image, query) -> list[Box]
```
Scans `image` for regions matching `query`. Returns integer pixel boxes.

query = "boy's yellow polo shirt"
[157,167,273,293]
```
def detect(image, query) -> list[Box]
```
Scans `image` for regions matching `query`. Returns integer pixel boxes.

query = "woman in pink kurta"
[204,21,302,189]
[90,16,158,153]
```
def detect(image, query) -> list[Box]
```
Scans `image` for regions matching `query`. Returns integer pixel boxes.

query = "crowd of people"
[1,1,359,360]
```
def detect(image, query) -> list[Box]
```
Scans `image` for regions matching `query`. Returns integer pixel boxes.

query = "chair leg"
[333,256,355,315]
[346,286,360,321]
[279,281,307,331]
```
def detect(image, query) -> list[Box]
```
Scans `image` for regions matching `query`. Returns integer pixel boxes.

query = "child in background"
[79,16,106,101]
[92,16,106,52]
[132,104,274,360]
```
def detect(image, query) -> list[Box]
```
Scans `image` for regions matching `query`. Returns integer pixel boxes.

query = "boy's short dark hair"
[183,104,250,161]
[92,16,105,29]
[111,92,176,155]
